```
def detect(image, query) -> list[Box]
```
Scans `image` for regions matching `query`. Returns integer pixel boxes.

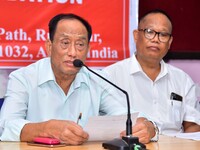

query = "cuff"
[149,120,159,142]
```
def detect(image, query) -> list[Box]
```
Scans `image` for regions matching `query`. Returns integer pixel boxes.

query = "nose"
[67,43,77,57]
[152,33,159,42]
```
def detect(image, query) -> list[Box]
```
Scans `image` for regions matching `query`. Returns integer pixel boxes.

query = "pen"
[77,113,82,124]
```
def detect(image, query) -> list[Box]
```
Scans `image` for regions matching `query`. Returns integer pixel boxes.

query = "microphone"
[73,59,146,150]
[73,59,132,135]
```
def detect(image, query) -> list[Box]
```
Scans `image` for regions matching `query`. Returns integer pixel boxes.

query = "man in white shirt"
[0,13,156,145]
[103,9,200,135]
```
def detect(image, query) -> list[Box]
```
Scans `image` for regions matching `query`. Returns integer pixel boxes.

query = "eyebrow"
[140,26,171,34]
[59,33,87,40]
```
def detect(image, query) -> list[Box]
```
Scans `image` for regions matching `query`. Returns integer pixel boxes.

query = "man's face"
[46,19,89,76]
[134,13,173,63]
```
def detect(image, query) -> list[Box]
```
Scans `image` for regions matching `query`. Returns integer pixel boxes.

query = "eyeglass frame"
[138,28,172,43]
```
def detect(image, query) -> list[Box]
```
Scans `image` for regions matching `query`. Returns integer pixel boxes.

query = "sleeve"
[184,76,200,125]
[98,74,128,116]
[0,71,30,141]
[98,71,146,118]
[0,119,30,141]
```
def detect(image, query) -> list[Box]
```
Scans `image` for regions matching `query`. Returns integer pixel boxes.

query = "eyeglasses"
[138,28,172,43]
[54,39,88,51]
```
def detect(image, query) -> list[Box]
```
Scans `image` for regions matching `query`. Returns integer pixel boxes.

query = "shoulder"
[80,67,109,81]
[166,63,191,78]
[103,57,131,73]
[165,63,194,84]
[9,58,50,81]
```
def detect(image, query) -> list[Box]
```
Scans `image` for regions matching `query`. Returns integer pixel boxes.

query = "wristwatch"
[149,120,159,142]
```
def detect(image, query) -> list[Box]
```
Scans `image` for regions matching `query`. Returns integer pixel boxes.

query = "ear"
[85,43,90,55]
[88,43,91,51]
[45,39,52,57]
[133,29,139,43]
[167,36,173,50]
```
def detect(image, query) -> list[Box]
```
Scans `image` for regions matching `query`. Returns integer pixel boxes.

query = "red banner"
[0,0,133,68]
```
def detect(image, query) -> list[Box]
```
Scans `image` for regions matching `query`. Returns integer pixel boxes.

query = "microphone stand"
[73,60,146,150]
[83,65,132,135]
[84,65,141,150]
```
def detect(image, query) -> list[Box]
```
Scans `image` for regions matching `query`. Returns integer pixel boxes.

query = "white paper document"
[166,132,200,141]
[84,112,139,141]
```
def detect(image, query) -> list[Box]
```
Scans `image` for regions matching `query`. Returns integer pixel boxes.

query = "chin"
[65,68,80,75]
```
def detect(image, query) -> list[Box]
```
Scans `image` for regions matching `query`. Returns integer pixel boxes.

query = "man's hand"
[120,117,155,144]
[183,121,200,132]
[44,120,89,145]
[20,119,89,145]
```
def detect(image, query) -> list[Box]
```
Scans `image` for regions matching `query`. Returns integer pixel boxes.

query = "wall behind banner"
[0,0,138,98]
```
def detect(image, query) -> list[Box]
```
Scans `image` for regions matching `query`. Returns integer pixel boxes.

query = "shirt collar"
[38,58,90,89]
[130,54,168,78]
[156,60,168,80]
[72,67,90,89]
[129,54,143,75]
[38,57,55,85]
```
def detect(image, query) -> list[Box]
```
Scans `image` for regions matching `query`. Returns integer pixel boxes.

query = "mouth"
[147,46,160,51]
[64,60,74,67]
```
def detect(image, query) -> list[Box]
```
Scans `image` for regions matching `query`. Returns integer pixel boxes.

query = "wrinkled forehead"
[55,19,88,40]
[57,33,88,41]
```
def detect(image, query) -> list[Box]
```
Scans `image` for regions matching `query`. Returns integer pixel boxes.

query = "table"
[0,135,199,150]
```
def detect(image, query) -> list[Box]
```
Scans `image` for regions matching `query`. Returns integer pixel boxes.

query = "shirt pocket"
[169,100,183,125]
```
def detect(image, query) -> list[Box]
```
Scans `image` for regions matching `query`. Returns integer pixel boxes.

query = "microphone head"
[73,59,84,67]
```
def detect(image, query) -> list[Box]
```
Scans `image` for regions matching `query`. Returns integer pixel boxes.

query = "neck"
[55,73,76,95]
[136,56,161,81]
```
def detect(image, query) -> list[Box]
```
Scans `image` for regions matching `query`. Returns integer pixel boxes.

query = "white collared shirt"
[103,54,200,134]
[0,57,132,141]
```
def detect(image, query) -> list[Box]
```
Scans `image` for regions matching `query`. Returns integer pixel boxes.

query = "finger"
[120,129,149,144]
[138,136,149,144]
[60,129,87,145]
[120,130,127,137]
[67,121,89,139]
[132,126,151,143]
[59,122,88,145]
[61,135,87,145]
[132,122,146,132]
